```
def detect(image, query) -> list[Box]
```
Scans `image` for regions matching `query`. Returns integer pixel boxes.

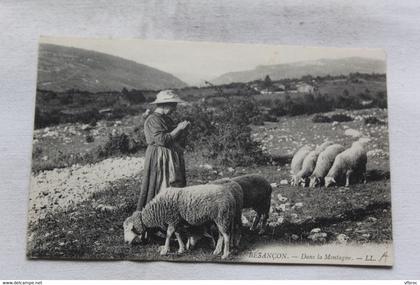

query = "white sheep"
[290,145,312,186]
[309,144,345,187]
[123,183,240,259]
[315,140,334,153]
[294,150,319,187]
[324,141,368,187]
[294,141,335,187]
[186,174,272,250]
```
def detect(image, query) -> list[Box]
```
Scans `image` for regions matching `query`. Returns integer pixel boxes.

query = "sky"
[40,36,386,86]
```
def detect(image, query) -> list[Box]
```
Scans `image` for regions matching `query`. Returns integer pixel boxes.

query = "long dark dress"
[136,112,186,210]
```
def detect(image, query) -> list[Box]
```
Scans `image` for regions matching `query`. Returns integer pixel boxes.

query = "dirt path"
[28,156,145,224]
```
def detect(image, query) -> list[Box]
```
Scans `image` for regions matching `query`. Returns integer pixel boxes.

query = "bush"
[364,116,385,125]
[330,114,354,122]
[96,130,146,158]
[312,114,332,123]
[85,134,95,143]
[174,99,268,167]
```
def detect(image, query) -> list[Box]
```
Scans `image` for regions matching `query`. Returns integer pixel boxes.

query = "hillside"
[213,57,386,85]
[37,44,187,92]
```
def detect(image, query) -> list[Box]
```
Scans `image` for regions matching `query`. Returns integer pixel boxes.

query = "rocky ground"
[28,156,144,224]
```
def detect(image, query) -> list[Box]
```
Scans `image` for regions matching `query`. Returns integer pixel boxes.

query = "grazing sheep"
[123,183,239,259]
[315,140,335,153]
[324,141,368,187]
[186,175,272,250]
[213,175,272,233]
[309,144,345,187]
[228,174,272,234]
[294,141,335,187]
[290,145,312,186]
[294,150,319,187]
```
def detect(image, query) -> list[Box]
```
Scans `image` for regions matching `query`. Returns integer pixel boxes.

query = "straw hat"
[150,90,186,104]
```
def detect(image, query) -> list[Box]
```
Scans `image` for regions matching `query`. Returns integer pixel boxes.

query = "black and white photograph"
[26,36,392,266]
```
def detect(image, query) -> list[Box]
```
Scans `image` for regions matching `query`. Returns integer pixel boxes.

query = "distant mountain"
[37,44,187,92]
[212,57,386,85]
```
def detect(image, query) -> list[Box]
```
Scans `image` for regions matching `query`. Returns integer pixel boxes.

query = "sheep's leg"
[174,231,185,254]
[203,232,216,248]
[345,170,353,187]
[186,237,191,250]
[160,225,175,256]
[258,213,269,235]
[221,230,231,259]
[213,232,224,255]
[234,224,242,248]
[250,213,261,231]
[361,164,367,184]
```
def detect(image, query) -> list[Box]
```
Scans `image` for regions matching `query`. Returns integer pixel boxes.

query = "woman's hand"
[171,120,190,140]
[177,120,190,130]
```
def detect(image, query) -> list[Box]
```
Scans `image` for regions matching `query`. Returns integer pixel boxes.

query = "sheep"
[324,141,368,187]
[290,145,312,186]
[315,140,335,153]
[216,174,272,234]
[186,174,272,250]
[211,179,244,247]
[309,144,346,187]
[294,141,335,187]
[123,183,240,259]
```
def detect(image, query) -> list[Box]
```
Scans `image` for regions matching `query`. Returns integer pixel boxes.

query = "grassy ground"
[27,163,391,261]
[27,107,392,262]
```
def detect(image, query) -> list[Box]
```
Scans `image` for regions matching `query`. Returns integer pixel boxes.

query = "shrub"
[96,132,144,158]
[174,99,268,167]
[85,134,95,143]
[330,114,354,122]
[364,116,385,125]
[312,114,332,123]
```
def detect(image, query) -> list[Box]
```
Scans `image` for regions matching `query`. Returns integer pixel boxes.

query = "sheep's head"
[309,177,321,188]
[324,177,336,187]
[123,211,146,245]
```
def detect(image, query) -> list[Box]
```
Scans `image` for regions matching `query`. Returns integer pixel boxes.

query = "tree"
[263,75,273,89]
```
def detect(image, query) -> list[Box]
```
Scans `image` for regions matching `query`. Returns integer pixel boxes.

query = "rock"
[359,137,371,144]
[367,149,387,158]
[292,202,304,209]
[276,203,291,212]
[95,204,116,213]
[291,234,299,241]
[227,167,235,173]
[308,232,327,242]
[280,179,289,185]
[270,182,279,188]
[336,234,349,244]
[81,124,90,130]
[200,163,213,170]
[310,228,321,234]
[332,121,339,126]
[366,217,378,223]
[344,129,362,138]
[362,233,371,239]
[277,194,288,203]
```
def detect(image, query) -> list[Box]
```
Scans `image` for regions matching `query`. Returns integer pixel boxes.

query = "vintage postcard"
[27,37,392,266]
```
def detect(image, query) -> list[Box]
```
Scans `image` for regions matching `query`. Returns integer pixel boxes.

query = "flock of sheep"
[123,139,369,259]
[291,138,368,188]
